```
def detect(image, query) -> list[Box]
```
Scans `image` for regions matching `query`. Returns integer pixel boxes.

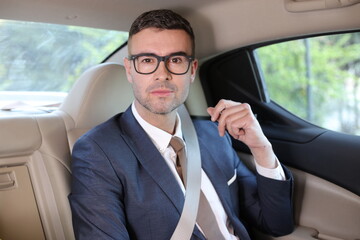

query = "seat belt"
[170,104,202,240]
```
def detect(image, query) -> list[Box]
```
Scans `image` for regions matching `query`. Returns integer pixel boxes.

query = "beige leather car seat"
[0,63,132,240]
[59,63,133,151]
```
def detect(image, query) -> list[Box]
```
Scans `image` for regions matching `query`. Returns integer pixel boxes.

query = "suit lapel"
[119,108,185,214]
[198,137,251,240]
[199,139,234,214]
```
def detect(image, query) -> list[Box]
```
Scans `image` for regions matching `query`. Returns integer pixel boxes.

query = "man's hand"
[207,99,277,169]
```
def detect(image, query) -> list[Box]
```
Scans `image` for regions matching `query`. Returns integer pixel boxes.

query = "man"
[69,9,293,240]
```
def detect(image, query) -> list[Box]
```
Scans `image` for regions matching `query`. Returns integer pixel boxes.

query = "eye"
[138,56,156,64]
[142,58,153,63]
[169,56,184,64]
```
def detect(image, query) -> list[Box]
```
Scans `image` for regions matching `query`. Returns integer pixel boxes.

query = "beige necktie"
[170,136,187,183]
[170,136,226,240]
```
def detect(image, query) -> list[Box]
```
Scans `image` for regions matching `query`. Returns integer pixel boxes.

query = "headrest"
[59,63,133,147]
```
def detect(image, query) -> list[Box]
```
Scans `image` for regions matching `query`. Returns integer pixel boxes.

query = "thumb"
[207,107,215,116]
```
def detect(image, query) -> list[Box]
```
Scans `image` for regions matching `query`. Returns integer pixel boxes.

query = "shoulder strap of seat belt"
[170,104,202,240]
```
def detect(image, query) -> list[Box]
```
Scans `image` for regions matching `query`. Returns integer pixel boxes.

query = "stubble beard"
[136,94,186,115]
[146,99,179,115]
[133,81,190,115]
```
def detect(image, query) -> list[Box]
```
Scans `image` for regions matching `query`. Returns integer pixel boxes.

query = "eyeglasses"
[129,53,194,75]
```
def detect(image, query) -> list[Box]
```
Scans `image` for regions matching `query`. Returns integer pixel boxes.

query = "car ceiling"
[1,0,360,58]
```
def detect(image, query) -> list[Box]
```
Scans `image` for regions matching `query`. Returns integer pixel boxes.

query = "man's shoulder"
[76,112,125,146]
[89,113,122,135]
[192,118,216,131]
[192,118,231,144]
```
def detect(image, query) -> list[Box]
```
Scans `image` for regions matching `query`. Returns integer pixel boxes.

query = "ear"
[123,57,133,83]
[190,59,198,83]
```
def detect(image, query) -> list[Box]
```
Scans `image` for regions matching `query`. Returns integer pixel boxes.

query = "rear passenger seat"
[0,63,132,240]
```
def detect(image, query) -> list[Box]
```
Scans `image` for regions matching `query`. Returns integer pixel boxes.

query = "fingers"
[207,100,253,138]
[207,104,227,122]
[219,104,252,138]
[207,99,239,121]
[208,100,275,166]
[206,107,215,119]
[228,117,247,139]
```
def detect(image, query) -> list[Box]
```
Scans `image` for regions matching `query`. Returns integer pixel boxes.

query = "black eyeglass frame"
[128,53,195,75]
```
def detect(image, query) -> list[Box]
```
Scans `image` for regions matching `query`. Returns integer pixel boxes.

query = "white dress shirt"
[131,103,285,239]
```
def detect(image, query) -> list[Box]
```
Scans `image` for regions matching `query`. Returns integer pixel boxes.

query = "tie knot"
[170,136,185,154]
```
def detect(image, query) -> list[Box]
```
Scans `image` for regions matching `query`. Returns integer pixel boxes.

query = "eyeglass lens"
[134,55,191,75]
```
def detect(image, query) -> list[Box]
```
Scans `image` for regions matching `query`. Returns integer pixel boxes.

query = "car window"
[0,19,128,113]
[255,32,360,135]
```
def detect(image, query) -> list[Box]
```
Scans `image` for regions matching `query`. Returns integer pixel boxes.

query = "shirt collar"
[131,102,183,152]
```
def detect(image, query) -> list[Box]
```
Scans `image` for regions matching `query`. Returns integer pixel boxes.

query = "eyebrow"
[131,51,191,57]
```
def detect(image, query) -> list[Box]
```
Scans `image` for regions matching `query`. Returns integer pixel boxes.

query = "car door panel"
[239,152,360,240]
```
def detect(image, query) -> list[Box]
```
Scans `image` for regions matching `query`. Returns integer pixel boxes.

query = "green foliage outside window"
[0,20,128,93]
[256,32,360,135]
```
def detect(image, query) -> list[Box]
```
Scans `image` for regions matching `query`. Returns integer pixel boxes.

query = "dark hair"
[129,9,195,55]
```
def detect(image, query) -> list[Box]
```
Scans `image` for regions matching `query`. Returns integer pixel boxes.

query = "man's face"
[124,28,198,116]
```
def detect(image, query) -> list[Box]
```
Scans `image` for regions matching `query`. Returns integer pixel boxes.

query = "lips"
[150,89,174,97]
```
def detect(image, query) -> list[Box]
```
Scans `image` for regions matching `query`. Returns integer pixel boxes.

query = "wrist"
[251,143,277,169]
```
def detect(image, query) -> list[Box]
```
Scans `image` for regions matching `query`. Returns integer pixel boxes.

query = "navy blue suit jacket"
[69,107,294,240]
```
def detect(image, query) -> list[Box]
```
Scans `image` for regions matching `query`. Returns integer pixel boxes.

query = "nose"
[154,60,172,81]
